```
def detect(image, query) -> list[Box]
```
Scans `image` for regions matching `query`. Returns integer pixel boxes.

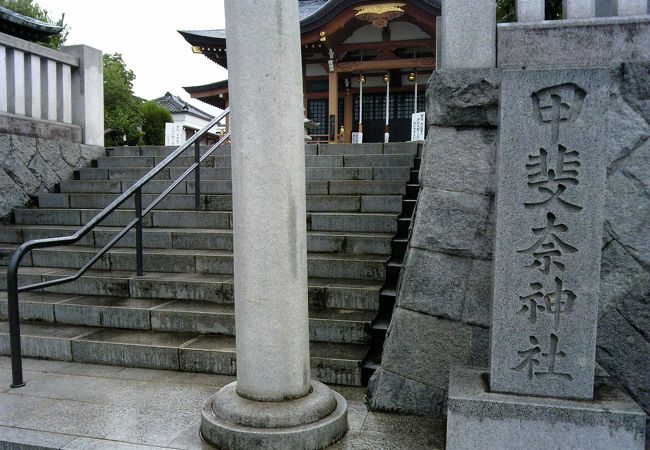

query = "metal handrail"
[6,108,231,387]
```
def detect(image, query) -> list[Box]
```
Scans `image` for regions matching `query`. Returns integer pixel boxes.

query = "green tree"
[0,0,69,49]
[496,0,563,22]
[103,53,143,146]
[140,101,172,145]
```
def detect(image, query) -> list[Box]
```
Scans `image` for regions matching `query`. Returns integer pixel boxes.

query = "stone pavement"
[0,357,445,449]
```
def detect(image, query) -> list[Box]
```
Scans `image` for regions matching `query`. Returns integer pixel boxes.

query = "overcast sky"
[37,0,229,117]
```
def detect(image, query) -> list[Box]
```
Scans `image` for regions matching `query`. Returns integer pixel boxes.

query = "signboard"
[351,132,363,144]
[410,112,425,141]
[165,123,185,146]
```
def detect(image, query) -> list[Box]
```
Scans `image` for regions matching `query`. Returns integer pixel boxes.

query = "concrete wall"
[368,19,650,417]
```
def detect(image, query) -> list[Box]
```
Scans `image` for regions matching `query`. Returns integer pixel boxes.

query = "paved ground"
[0,357,446,449]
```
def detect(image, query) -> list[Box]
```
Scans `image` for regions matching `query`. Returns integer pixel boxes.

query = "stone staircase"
[0,142,421,386]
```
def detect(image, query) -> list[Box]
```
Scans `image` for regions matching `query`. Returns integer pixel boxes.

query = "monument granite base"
[446,367,646,450]
[200,381,348,450]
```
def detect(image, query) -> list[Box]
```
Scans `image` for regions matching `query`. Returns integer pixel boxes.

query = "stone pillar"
[44,60,57,122]
[199,1,348,448]
[62,45,104,146]
[441,0,496,68]
[516,0,545,21]
[25,54,41,118]
[0,46,6,112]
[58,63,72,124]
[8,49,25,116]
[435,16,442,69]
[617,0,647,15]
[564,0,596,18]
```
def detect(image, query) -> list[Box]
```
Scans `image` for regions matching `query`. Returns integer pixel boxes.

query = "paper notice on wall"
[411,112,426,141]
[351,132,363,144]
[165,123,185,146]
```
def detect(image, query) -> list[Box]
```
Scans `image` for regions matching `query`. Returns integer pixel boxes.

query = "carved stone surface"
[426,69,500,127]
[490,68,611,399]
[440,0,496,69]
[420,126,496,194]
[447,367,646,450]
[497,17,650,69]
[0,133,103,220]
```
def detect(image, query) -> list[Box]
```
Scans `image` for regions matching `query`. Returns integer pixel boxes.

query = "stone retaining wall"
[0,132,104,220]
[368,62,650,416]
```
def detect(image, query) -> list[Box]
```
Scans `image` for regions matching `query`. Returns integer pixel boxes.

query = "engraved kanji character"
[536,333,572,381]
[512,335,541,380]
[512,334,573,381]
[531,83,586,144]
[518,278,576,330]
[518,212,578,274]
[525,145,582,212]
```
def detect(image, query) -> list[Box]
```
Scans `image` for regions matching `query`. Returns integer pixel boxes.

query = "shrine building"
[179,0,439,143]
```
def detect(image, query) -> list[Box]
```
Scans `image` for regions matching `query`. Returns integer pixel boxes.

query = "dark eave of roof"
[0,6,63,42]
[183,79,228,93]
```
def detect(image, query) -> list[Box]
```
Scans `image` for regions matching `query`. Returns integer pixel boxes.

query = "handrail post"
[135,187,143,276]
[7,267,25,388]
[195,140,201,210]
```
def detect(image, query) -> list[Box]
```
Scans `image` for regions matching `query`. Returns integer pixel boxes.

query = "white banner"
[165,123,185,146]
[411,112,426,141]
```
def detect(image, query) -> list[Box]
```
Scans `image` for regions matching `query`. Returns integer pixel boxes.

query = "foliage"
[0,0,69,49]
[103,53,143,146]
[140,101,172,146]
[496,0,563,22]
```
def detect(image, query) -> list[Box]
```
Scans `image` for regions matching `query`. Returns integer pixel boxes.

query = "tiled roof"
[153,92,214,121]
[0,6,63,41]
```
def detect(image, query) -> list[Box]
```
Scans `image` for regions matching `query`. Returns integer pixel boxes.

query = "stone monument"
[199,1,348,449]
[445,68,646,449]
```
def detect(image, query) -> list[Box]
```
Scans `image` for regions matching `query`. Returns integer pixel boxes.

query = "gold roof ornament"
[354,3,406,28]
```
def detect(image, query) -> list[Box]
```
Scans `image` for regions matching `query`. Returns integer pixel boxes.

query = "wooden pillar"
[343,90,352,143]
[328,70,338,143]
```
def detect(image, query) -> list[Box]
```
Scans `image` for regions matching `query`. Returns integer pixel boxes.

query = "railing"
[0,32,104,146]
[6,107,231,387]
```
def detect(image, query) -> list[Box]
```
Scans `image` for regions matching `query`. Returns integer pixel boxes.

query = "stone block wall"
[0,133,104,220]
[368,63,650,416]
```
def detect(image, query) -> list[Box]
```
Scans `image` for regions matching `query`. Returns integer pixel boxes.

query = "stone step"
[24,247,388,281]
[1,225,394,255]
[78,166,412,182]
[58,179,407,196]
[14,209,398,233]
[0,266,382,310]
[0,321,367,385]
[38,192,404,214]
[105,145,229,157]
[0,293,374,345]
[105,142,418,158]
[93,153,415,169]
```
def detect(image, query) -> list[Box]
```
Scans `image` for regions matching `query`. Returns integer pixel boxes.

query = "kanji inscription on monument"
[490,69,610,399]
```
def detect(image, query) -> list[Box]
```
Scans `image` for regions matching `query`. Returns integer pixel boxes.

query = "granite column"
[199,1,348,448]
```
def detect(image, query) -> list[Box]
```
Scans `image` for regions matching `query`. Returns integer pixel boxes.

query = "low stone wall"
[368,62,650,416]
[0,131,104,220]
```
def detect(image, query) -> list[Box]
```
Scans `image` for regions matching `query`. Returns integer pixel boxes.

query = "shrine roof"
[153,92,214,121]
[0,6,63,42]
